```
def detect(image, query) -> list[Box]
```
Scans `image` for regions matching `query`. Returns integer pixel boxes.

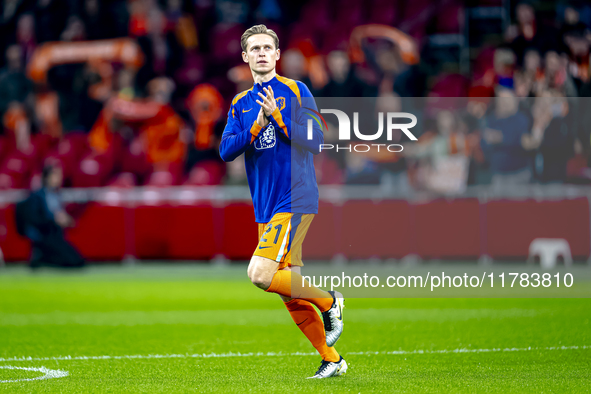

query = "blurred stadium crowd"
[1,0,591,193]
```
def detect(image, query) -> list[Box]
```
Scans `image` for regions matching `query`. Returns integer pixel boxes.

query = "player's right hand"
[256,107,269,128]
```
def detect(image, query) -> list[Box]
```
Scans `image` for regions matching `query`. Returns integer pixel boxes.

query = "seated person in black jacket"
[16,164,85,268]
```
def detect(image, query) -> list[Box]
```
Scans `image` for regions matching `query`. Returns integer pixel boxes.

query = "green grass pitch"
[1,264,590,393]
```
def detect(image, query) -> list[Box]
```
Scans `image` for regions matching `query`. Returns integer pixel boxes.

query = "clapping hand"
[255,86,277,128]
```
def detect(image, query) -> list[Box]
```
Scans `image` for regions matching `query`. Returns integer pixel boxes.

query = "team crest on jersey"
[276,97,286,111]
[255,124,276,150]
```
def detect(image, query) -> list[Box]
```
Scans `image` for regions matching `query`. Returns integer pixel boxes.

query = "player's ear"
[242,51,248,63]
[276,49,280,61]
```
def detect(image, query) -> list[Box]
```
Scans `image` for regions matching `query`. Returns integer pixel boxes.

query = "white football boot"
[322,290,344,347]
[307,356,348,379]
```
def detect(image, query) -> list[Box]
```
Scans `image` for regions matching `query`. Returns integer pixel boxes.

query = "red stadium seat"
[334,0,365,27]
[0,148,38,189]
[65,203,127,260]
[209,24,244,63]
[414,198,481,259]
[168,205,217,260]
[298,0,332,35]
[134,205,174,259]
[44,132,89,182]
[399,0,435,41]
[429,73,471,97]
[286,22,318,50]
[107,172,137,188]
[485,198,590,259]
[302,202,337,260]
[134,204,219,260]
[31,133,57,164]
[369,0,400,26]
[434,2,464,33]
[0,136,9,163]
[184,160,225,186]
[121,138,152,182]
[145,162,183,187]
[339,200,413,259]
[71,151,116,187]
[0,204,31,262]
[222,202,258,260]
[321,25,354,54]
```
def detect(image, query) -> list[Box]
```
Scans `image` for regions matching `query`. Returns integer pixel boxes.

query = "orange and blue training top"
[219,75,324,223]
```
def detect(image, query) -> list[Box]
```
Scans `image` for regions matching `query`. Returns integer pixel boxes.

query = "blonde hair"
[241,24,279,52]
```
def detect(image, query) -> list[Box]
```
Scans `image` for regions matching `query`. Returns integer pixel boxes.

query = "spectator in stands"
[375,42,426,98]
[0,44,33,118]
[374,94,409,192]
[523,48,542,80]
[522,91,574,183]
[493,47,516,89]
[60,15,86,42]
[563,27,590,88]
[165,0,198,51]
[559,3,589,40]
[535,49,579,98]
[314,122,345,185]
[136,8,183,91]
[0,0,588,193]
[481,87,532,187]
[15,163,85,268]
[344,148,381,185]
[34,0,69,43]
[513,49,541,105]
[223,159,248,186]
[404,110,471,194]
[16,13,37,64]
[319,50,368,97]
[578,73,591,162]
[86,76,187,186]
[184,83,226,185]
[81,0,109,40]
[507,1,561,65]
[280,49,314,93]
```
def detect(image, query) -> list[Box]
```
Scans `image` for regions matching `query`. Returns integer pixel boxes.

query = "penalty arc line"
[0,365,69,383]
[0,345,589,363]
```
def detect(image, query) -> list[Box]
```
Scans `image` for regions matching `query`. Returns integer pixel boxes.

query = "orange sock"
[266,270,333,312]
[284,299,340,362]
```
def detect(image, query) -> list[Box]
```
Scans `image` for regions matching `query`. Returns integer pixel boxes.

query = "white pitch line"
[0,345,588,363]
[0,365,69,383]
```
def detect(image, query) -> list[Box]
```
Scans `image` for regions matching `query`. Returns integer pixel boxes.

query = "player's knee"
[247,258,274,290]
[248,269,272,290]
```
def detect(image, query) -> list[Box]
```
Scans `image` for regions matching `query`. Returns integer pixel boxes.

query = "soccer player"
[219,25,346,379]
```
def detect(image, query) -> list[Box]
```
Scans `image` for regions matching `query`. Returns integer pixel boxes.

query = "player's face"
[243,34,280,75]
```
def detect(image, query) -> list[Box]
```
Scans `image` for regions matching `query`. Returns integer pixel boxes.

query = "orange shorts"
[253,213,314,270]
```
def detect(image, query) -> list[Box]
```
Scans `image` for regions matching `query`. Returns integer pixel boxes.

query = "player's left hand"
[256,86,277,118]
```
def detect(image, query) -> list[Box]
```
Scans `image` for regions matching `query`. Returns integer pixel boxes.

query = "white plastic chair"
[528,238,572,269]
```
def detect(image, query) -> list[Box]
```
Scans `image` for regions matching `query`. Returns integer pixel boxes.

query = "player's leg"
[248,213,345,347]
[281,214,345,349]
[248,213,333,310]
[278,266,340,363]
[247,255,332,310]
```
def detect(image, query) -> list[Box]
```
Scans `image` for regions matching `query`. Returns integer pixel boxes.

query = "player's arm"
[264,83,324,154]
[219,103,263,162]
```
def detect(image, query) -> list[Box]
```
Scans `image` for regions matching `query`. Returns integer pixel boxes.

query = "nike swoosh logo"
[258,245,272,249]
[296,318,308,326]
[242,108,252,113]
